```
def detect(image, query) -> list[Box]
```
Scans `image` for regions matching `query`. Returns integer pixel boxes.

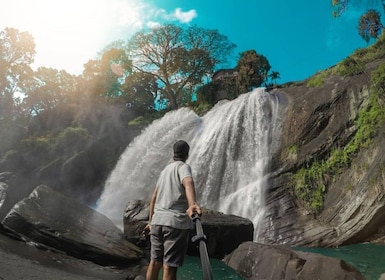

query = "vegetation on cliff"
[292,34,385,213]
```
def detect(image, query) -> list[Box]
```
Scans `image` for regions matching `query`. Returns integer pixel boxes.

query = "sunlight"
[2,0,149,74]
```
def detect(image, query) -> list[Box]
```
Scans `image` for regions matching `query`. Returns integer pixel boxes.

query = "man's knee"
[163,265,177,279]
[149,260,163,270]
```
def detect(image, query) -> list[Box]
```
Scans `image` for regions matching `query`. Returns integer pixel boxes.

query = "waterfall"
[97,87,281,239]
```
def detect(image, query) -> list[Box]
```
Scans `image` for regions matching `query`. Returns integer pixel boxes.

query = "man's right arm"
[183,176,202,218]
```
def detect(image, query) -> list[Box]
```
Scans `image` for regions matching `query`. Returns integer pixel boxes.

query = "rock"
[260,67,385,247]
[1,185,144,266]
[123,200,254,258]
[0,171,13,183]
[223,241,365,280]
[123,200,150,247]
[0,182,7,209]
[191,209,254,258]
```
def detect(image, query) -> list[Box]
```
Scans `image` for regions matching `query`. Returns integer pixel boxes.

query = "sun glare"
[2,0,149,74]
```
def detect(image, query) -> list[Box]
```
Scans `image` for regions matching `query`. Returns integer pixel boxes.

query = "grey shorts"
[150,225,189,267]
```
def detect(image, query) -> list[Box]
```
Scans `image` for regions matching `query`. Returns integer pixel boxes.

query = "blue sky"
[1,0,383,83]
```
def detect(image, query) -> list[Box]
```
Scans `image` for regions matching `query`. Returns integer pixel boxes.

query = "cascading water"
[97,87,281,240]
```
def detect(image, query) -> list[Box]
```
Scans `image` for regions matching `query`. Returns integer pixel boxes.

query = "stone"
[0,182,7,209]
[223,241,365,280]
[123,200,254,258]
[1,185,143,266]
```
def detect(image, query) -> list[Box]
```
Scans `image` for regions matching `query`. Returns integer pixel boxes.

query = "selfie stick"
[191,213,213,280]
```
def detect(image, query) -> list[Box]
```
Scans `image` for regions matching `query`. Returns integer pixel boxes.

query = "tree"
[358,9,384,42]
[236,50,271,94]
[22,67,80,116]
[332,0,349,17]
[82,48,132,99]
[0,27,35,120]
[121,72,158,114]
[127,24,236,109]
[269,71,281,85]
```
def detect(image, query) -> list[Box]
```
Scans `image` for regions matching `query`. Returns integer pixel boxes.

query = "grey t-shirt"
[151,160,193,229]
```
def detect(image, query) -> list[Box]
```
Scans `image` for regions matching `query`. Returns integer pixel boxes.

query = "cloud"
[148,7,198,27]
[173,8,197,23]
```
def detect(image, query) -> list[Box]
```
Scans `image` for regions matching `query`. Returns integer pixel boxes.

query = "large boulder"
[123,200,254,258]
[223,241,365,280]
[1,185,143,266]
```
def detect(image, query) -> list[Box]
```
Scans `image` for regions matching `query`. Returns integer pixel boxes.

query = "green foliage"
[128,110,167,127]
[287,145,298,157]
[371,62,385,96]
[83,48,132,99]
[122,72,157,114]
[127,24,236,109]
[293,162,326,213]
[306,71,328,87]
[22,136,52,153]
[0,27,35,120]
[196,81,221,106]
[358,9,383,43]
[269,71,281,85]
[53,127,89,154]
[331,34,385,78]
[236,49,271,94]
[332,56,365,76]
[192,102,213,116]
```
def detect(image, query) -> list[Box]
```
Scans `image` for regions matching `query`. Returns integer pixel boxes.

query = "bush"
[371,63,385,97]
[333,56,365,76]
[307,72,327,88]
[53,127,89,155]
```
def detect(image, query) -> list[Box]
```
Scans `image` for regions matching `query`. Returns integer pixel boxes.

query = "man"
[145,140,202,280]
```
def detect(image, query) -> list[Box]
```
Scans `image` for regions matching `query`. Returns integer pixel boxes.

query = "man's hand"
[144,222,151,232]
[186,203,202,219]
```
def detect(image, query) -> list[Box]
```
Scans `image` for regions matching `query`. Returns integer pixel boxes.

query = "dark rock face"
[1,185,143,266]
[191,209,254,258]
[260,60,385,247]
[123,200,254,258]
[223,242,365,280]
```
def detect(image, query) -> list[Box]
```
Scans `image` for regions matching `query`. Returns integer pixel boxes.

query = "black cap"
[173,140,190,161]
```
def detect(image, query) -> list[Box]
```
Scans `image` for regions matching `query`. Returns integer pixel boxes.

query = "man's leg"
[163,265,177,280]
[146,260,162,280]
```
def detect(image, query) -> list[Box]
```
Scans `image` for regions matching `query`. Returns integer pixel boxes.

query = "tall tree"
[121,72,158,114]
[0,27,35,120]
[127,24,236,109]
[82,48,132,100]
[22,67,80,116]
[236,50,271,94]
[358,9,384,42]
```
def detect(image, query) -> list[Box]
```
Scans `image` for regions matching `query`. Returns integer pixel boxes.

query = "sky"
[1,0,383,83]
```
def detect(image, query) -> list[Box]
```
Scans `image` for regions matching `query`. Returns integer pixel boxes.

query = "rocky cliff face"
[259,59,385,247]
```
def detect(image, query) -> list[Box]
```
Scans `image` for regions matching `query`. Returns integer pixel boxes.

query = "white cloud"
[173,8,197,23]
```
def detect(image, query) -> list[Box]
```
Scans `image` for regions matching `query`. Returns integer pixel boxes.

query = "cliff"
[259,56,385,247]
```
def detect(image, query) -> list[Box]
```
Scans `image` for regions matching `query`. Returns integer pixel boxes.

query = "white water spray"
[97,88,281,239]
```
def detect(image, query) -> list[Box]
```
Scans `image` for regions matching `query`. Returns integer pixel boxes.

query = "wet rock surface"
[1,185,143,266]
[123,200,254,258]
[261,61,385,247]
[224,241,365,280]
[0,230,144,280]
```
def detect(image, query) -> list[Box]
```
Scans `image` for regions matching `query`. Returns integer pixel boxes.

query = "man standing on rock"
[145,140,202,280]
